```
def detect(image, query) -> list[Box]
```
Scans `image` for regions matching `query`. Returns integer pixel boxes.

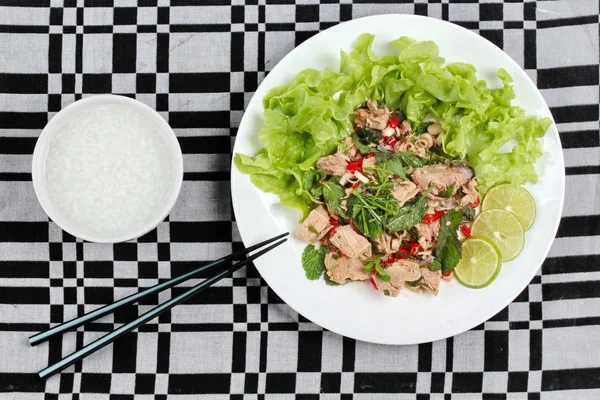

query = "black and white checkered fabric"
[1,1,599,398]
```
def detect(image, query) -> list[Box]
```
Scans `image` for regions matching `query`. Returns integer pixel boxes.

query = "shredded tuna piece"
[296,205,331,243]
[353,100,391,130]
[372,275,402,297]
[391,180,419,207]
[339,136,361,161]
[373,233,392,254]
[397,120,412,135]
[386,259,421,287]
[330,225,372,259]
[419,267,441,295]
[315,152,349,176]
[459,179,479,207]
[324,253,371,284]
[362,156,376,169]
[414,221,441,250]
[411,164,472,196]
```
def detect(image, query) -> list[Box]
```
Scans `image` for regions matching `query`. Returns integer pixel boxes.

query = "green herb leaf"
[383,289,390,296]
[322,178,346,217]
[393,152,432,168]
[438,182,456,198]
[355,127,382,145]
[435,209,463,274]
[310,186,323,197]
[308,225,319,234]
[347,195,383,239]
[461,205,476,223]
[353,134,377,154]
[375,153,407,178]
[385,187,432,232]
[375,261,391,282]
[429,259,442,272]
[301,245,329,280]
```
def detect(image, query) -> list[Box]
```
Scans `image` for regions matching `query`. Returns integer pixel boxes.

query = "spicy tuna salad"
[235,34,551,296]
[296,100,479,296]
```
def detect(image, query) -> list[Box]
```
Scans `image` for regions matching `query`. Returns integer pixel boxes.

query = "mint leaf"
[353,134,377,154]
[385,187,432,232]
[301,245,329,280]
[429,259,442,272]
[407,277,423,287]
[461,205,476,223]
[322,178,346,217]
[438,182,455,198]
[376,153,407,178]
[435,209,463,274]
[355,127,382,145]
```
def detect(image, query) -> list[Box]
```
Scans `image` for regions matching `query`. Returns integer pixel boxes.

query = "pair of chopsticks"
[31,232,289,379]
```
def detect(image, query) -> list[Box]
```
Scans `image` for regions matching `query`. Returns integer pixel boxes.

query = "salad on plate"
[235,34,551,297]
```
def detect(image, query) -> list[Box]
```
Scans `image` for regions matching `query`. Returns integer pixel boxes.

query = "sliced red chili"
[370,278,378,290]
[460,224,471,237]
[470,197,481,208]
[351,182,360,189]
[409,242,423,256]
[386,254,395,264]
[388,116,399,129]
[366,152,376,158]
[329,227,336,235]
[423,209,446,224]
[443,271,453,278]
[346,157,364,173]
[329,218,339,227]
[386,136,397,146]
[353,123,357,130]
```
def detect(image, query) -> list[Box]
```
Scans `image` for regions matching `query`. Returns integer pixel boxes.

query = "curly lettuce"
[235,34,552,219]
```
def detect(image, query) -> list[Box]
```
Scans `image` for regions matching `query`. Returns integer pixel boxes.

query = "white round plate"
[231,15,564,345]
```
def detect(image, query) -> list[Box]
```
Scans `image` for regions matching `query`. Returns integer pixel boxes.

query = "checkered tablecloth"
[1,1,599,398]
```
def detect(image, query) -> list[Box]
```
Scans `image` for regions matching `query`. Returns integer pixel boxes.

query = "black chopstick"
[29,232,289,346]
[38,237,287,379]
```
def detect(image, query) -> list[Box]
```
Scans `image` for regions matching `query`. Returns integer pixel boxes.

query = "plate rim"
[230,14,565,344]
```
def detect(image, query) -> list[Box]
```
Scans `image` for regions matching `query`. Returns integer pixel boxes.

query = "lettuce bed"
[234,34,551,219]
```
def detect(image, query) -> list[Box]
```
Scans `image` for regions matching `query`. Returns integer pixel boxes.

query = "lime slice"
[471,209,525,261]
[482,184,536,231]
[454,237,502,288]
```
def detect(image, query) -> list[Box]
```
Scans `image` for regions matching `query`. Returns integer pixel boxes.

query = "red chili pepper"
[386,254,395,264]
[443,271,453,278]
[329,227,336,235]
[395,254,407,260]
[351,182,360,189]
[353,123,357,130]
[370,278,378,290]
[422,210,447,224]
[386,136,397,146]
[398,246,411,257]
[329,218,339,227]
[389,116,399,129]
[366,153,376,158]
[461,224,471,237]
[470,197,481,208]
[346,158,364,173]
[409,242,423,257]
[330,246,339,253]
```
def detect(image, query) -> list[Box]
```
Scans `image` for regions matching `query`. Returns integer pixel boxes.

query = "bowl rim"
[32,94,184,243]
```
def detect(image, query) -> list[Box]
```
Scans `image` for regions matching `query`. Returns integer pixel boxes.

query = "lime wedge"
[454,237,502,288]
[471,209,525,261]
[482,184,536,231]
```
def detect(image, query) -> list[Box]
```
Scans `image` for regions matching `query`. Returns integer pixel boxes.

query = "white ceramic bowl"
[32,95,183,243]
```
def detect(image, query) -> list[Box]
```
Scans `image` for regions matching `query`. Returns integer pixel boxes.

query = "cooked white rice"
[45,104,175,239]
